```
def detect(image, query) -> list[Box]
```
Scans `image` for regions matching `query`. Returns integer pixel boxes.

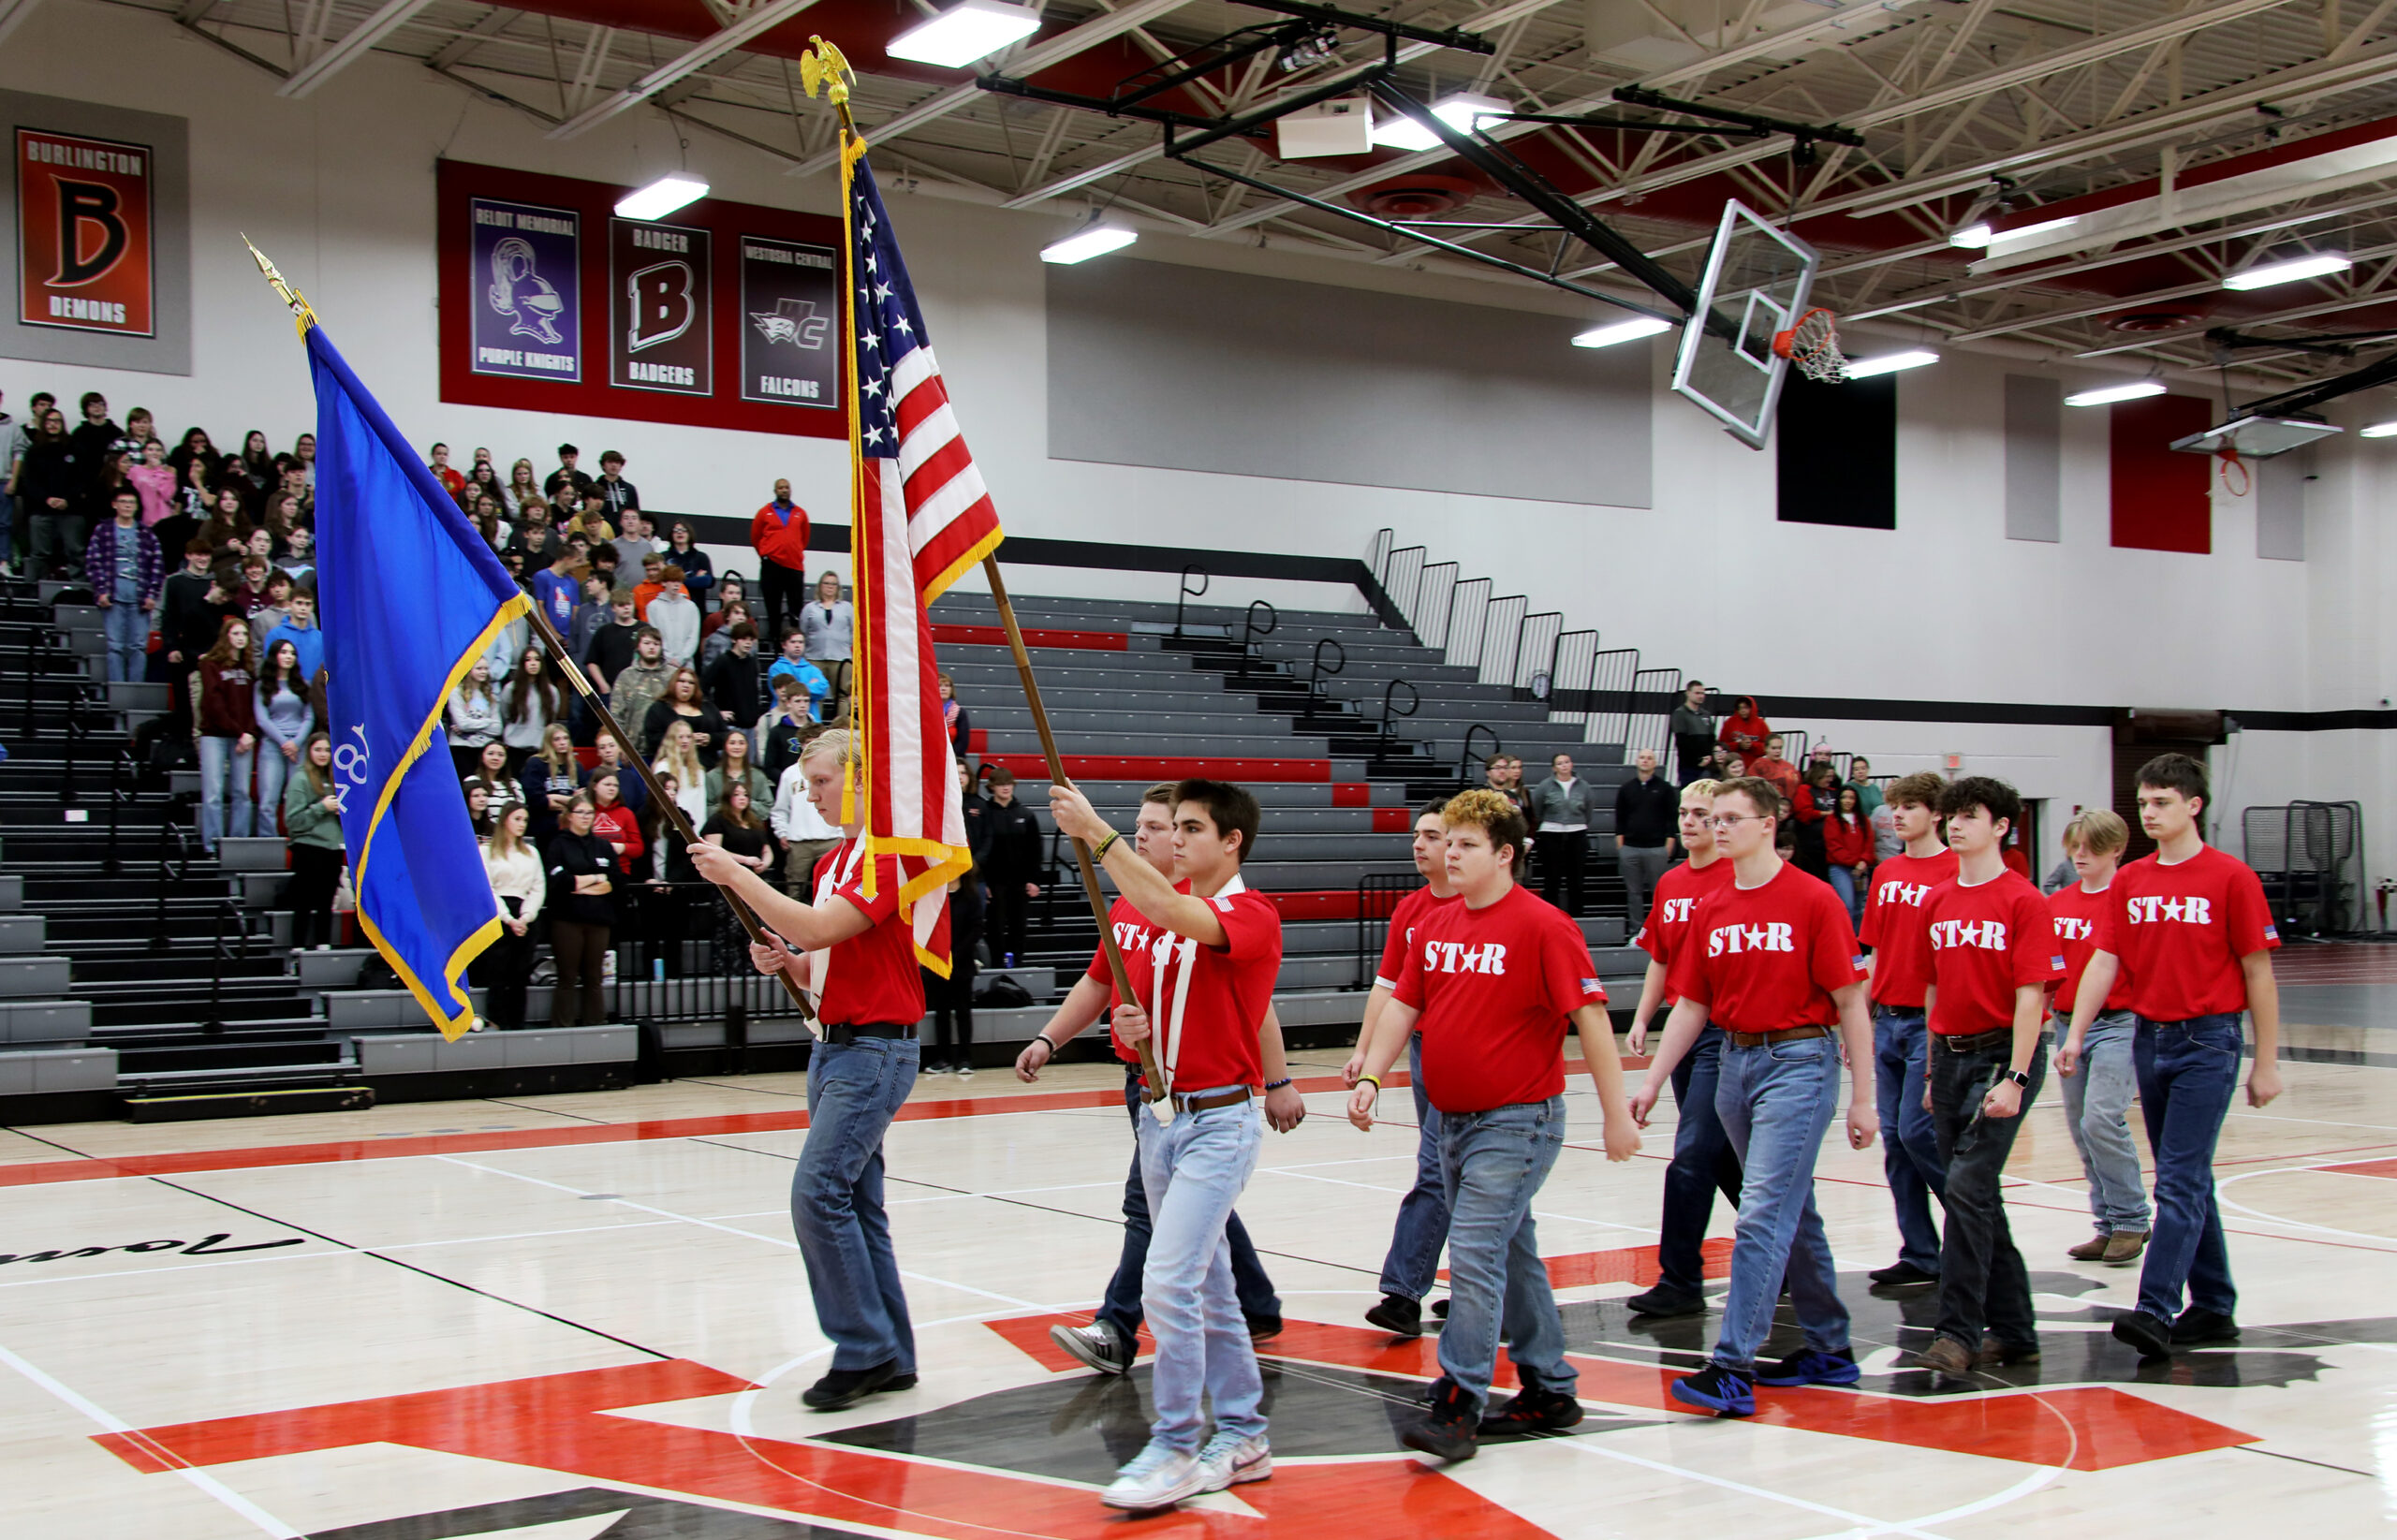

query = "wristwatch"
[2004,1068,2032,1089]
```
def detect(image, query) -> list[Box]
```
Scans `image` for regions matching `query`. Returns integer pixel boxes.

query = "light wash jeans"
[1873,1006,1947,1272]
[101,600,148,682]
[2064,1010,2150,1235]
[1435,1093,1573,1407]
[1136,1088,1266,1454]
[254,742,294,839]
[793,1034,919,1373]
[2135,1015,2244,1321]
[1377,1034,1450,1301]
[1712,1032,1851,1372]
[198,734,255,852]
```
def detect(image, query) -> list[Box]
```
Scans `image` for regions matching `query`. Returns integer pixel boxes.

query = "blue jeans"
[255,743,293,839]
[101,600,147,682]
[2135,1014,2243,1320]
[1828,866,1863,927]
[1712,1033,1850,1373]
[1377,1034,1450,1300]
[1435,1095,1572,1407]
[1656,1024,1742,1295]
[198,734,255,851]
[793,1034,919,1372]
[1136,1088,1266,1453]
[2064,1011,2150,1234]
[1873,1007,1947,1272]
[1097,1065,1282,1341]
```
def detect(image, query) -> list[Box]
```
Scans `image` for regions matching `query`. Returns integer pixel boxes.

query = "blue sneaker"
[1669,1362,1755,1417]
[1755,1347,1860,1387]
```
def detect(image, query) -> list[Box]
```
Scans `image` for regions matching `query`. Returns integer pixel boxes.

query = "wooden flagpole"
[806,43,1165,1101]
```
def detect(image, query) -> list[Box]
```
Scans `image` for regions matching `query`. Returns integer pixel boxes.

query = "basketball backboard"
[1671,199,1821,449]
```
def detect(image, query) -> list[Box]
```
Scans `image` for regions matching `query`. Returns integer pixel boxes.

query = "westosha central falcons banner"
[17,127,153,337]
[739,235,838,408]
[469,197,580,382]
[610,217,711,396]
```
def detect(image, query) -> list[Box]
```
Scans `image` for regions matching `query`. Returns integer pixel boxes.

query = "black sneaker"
[1625,1283,1707,1318]
[880,1371,919,1392]
[1429,1298,1448,1319]
[2110,1309,2173,1360]
[1668,1361,1755,1416]
[1868,1260,1938,1288]
[1365,1293,1423,1338]
[1246,1316,1284,1345]
[801,1358,898,1409]
[2171,1308,2241,1347]
[1402,1380,1479,1461]
[1478,1386,1584,1438]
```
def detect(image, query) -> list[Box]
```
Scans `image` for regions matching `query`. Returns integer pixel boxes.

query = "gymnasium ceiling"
[115,0,2397,386]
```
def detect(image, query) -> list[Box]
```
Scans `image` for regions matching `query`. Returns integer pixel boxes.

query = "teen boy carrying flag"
[1630,777,1878,1417]
[1347,789,1640,1463]
[1908,777,2063,1377]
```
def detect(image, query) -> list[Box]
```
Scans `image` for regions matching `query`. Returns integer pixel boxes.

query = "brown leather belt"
[1720,1024,1838,1050]
[1936,1027,2011,1053]
[1169,1087,1253,1114]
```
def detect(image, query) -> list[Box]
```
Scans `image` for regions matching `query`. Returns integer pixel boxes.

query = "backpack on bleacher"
[974,973,1033,1009]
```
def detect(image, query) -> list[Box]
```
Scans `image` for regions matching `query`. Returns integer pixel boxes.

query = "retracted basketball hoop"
[1772,308,1846,383]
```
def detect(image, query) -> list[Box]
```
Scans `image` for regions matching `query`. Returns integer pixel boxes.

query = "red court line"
[2319,1156,2397,1180]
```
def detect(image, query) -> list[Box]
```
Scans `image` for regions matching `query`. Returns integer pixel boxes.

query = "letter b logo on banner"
[626,262,694,351]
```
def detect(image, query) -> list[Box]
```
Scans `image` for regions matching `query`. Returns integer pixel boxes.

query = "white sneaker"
[1102,1443,1206,1511]
[1049,1321,1131,1375]
[957,1063,977,1079]
[1196,1430,1272,1490]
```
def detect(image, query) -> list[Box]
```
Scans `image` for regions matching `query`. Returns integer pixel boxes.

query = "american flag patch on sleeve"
[1581,977,1603,995]
[2264,925,2280,941]
[1851,954,1869,970]
[2051,956,2067,970]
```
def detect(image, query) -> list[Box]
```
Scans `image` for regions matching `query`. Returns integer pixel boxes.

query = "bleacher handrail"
[1377,678,1421,760]
[1307,638,1346,709]
[152,819,193,953]
[1238,600,1278,681]
[1173,565,1209,638]
[1353,872,1416,990]
[1460,723,1503,788]
[105,745,135,873]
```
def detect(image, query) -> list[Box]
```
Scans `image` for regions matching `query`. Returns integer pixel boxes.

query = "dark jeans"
[2135,1014,2245,1320]
[285,843,344,950]
[1536,829,1587,916]
[761,560,808,641]
[1929,1034,2048,1352]
[985,880,1032,964]
[474,897,535,1028]
[1656,1024,1743,1296]
[549,918,610,1029]
[1096,1065,1282,1343]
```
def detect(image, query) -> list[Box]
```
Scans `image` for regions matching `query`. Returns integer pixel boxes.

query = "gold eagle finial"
[800,37,853,106]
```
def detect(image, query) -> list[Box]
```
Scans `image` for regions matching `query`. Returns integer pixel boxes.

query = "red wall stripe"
[932,625,1127,651]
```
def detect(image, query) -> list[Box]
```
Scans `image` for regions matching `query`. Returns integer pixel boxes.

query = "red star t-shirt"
[1860,848,1960,1008]
[1375,885,1463,991]
[1682,863,1866,1034]
[1636,855,1735,1006]
[1923,872,2065,1035]
[2110,845,2279,1021]
[2050,880,2135,1016]
[1142,877,1283,1093]
[1393,884,1606,1114]
[812,841,926,1029]
[1085,887,1180,1065]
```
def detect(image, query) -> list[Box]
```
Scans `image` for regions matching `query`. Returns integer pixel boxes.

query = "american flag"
[845,149,1002,970]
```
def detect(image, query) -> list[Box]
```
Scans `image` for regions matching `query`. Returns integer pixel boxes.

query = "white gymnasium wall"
[4,0,2390,899]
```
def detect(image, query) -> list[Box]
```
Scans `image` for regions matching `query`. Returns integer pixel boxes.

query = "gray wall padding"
[2003,374,2061,543]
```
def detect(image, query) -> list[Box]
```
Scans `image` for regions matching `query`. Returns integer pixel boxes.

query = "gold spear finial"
[243,234,317,336]
[799,37,853,109]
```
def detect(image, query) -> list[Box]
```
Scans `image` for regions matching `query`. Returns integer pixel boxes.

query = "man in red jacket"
[751,477,811,642]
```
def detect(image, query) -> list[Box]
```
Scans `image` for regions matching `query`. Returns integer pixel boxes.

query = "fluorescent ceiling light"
[614,174,708,222]
[887,0,1041,68]
[1843,348,1940,378]
[1572,315,1672,348]
[2224,251,2351,290]
[2066,381,2167,407]
[1948,223,1992,249]
[2360,419,2397,438]
[1040,225,1137,265]
[1372,93,1507,152]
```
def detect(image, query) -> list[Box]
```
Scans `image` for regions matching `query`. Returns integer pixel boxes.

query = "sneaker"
[1755,1346,1860,1387]
[1669,1362,1755,1417]
[1976,1337,2041,1367]
[880,1371,919,1391]
[919,1060,947,1076]
[1868,1260,1938,1288]
[1402,1379,1479,1461]
[801,1358,898,1409]
[1246,1316,1283,1345]
[1195,1430,1272,1489]
[1625,1283,1707,1318]
[2110,1309,2173,1360]
[2102,1231,2149,1266]
[2171,1308,2240,1347]
[1429,1298,1448,1319]
[1910,1336,1977,1377]
[1364,1293,1423,1338]
[957,1063,977,1079]
[1102,1443,1207,1511]
[1478,1386,1583,1438]
[2066,1233,2111,1262]
[1049,1321,1132,1376]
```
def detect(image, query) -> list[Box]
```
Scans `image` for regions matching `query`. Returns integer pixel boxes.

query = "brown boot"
[2101,1231,2148,1265]
[1912,1336,1977,1377]
[1978,1336,2043,1367]
[2067,1234,2110,1261]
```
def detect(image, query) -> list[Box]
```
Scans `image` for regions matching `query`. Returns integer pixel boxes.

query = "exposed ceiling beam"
[278,0,439,96]
[428,7,521,71]
[788,0,1196,178]
[1947,233,2397,341]
[548,0,821,139]
[2074,281,2397,359]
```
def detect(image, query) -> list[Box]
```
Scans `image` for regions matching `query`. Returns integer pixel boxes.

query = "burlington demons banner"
[17,126,153,337]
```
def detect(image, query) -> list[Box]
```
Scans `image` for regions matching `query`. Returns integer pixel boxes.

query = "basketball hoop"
[1772,307,1846,382]
[2215,446,2252,497]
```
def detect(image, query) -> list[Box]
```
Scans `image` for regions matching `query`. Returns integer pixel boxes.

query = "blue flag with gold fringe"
[307,324,528,1039]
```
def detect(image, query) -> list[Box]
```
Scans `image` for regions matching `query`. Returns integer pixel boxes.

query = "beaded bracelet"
[1263,1077,1292,1091]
